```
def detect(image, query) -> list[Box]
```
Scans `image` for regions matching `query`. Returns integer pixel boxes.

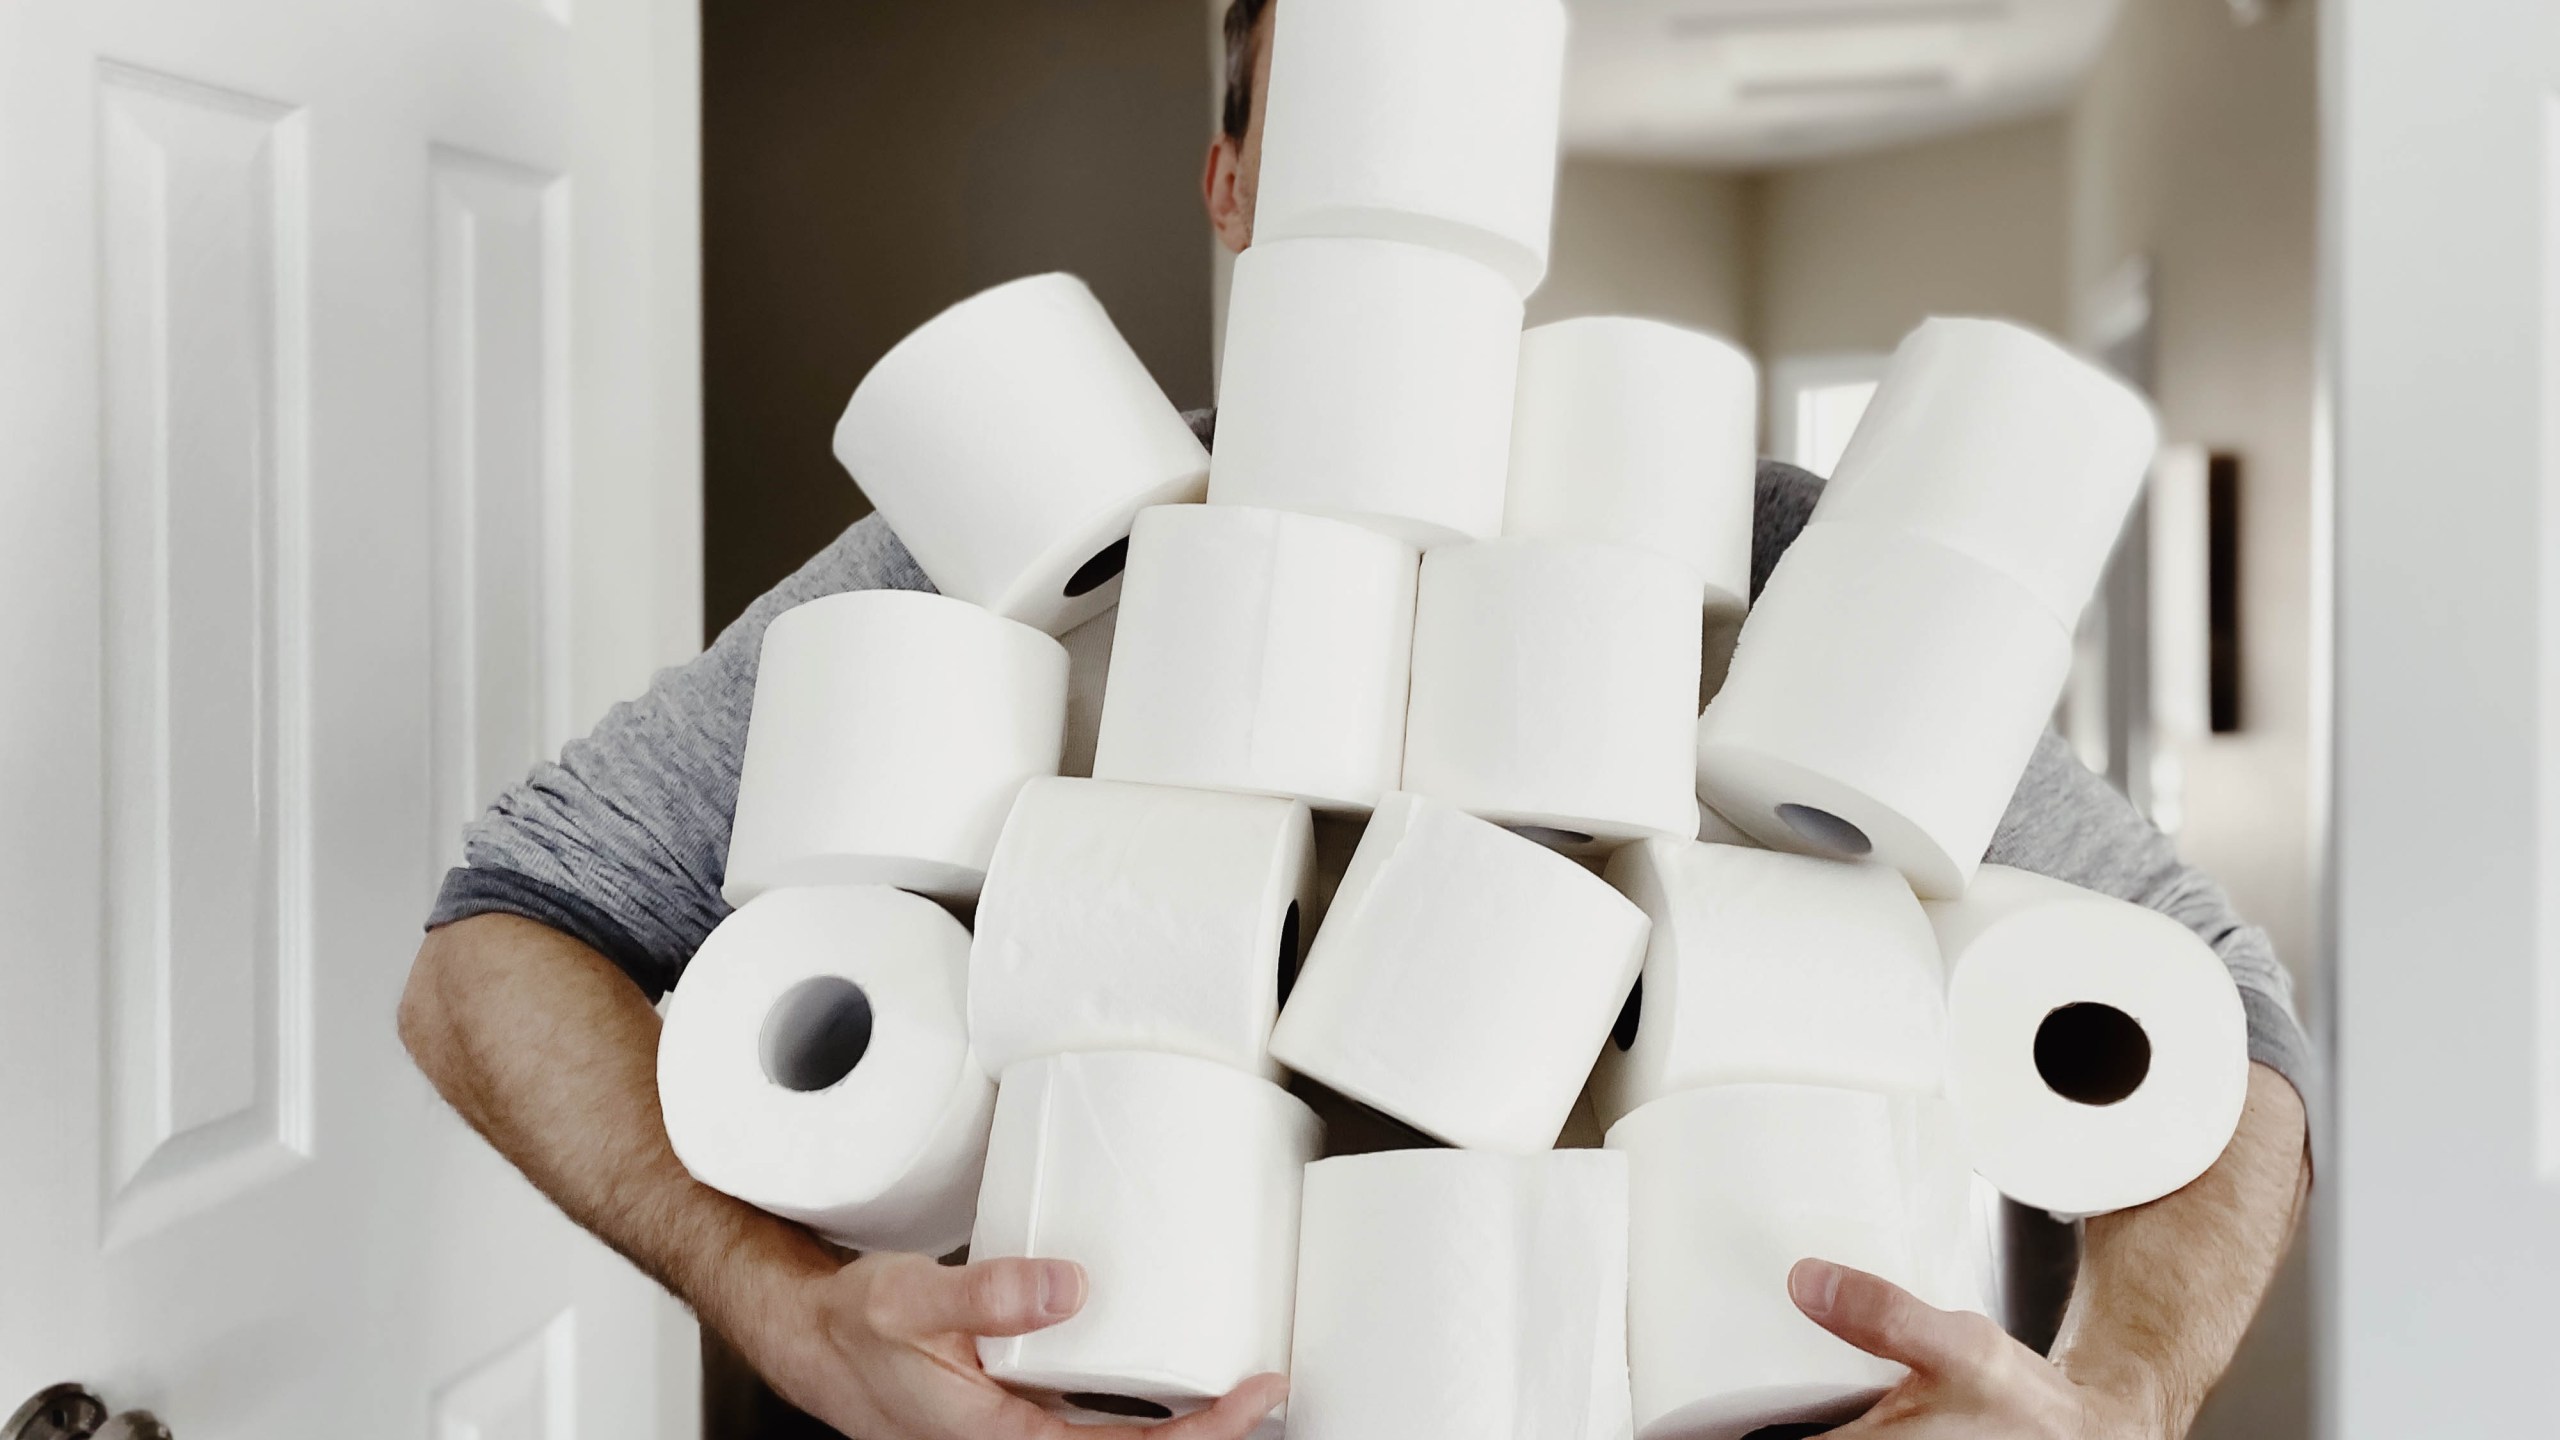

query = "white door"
[2327,0,2560,1431]
[0,0,703,1432]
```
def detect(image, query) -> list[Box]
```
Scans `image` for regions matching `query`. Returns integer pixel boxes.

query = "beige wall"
[1753,115,2072,358]
[2068,5,2323,1439]
[1530,160,1756,341]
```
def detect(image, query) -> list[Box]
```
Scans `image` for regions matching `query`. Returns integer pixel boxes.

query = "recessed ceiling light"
[1669,0,2010,38]
[1735,66,1962,102]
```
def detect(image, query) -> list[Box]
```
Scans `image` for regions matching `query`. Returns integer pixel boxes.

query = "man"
[402,3,2314,1436]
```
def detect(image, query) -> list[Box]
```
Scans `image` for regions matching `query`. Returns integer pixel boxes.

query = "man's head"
[1203,0,1277,255]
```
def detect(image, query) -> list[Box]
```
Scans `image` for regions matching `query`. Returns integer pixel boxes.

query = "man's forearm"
[2051,1063,2311,1433]
[398,912,835,1352]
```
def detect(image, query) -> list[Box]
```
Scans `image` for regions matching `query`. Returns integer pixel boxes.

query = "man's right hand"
[753,1251,1290,1440]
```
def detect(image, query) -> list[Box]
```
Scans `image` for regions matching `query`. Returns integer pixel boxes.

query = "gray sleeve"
[1989,736,2316,1109]
[425,513,933,996]
[1754,458,2316,1110]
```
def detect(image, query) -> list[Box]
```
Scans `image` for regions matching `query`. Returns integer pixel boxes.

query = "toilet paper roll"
[831,274,1210,635]
[1928,866,2250,1218]
[1815,318,2160,627]
[1093,504,1418,813]
[973,1052,1324,1425]
[1255,0,1569,295]
[1403,539,1705,851]
[1288,1150,1630,1440]
[1696,521,2073,899]
[1506,318,1759,613]
[1609,1084,1981,1440]
[658,887,992,1256]
[969,777,1318,1082]
[1267,792,1651,1152]
[1591,840,1946,1131]
[1208,237,1524,547]
[725,591,1068,904]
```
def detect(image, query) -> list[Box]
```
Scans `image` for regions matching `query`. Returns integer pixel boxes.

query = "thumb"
[878,1256,1089,1340]
[1789,1258,1995,1379]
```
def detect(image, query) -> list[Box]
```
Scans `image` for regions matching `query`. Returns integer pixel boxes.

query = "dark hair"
[1221,0,1275,141]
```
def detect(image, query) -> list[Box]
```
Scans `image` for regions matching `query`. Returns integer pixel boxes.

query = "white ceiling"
[1561,0,2125,169]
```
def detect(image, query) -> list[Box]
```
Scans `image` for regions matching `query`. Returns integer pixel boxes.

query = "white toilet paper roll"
[1288,1150,1630,1440]
[724,591,1068,904]
[1402,539,1704,851]
[1093,504,1418,813]
[1816,318,2160,627]
[1695,521,2073,900]
[1506,318,1758,614]
[1928,866,2250,1218]
[1267,792,1651,1152]
[973,1052,1324,1425]
[1208,237,1524,546]
[831,274,1210,635]
[1255,0,1569,295]
[658,887,992,1256]
[969,778,1318,1082]
[1591,840,1946,1132]
[1609,1084,1980,1440]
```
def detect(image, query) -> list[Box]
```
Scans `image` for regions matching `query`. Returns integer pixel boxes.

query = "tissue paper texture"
[657,887,992,1256]
[973,1052,1324,1424]
[1695,521,2072,899]
[1095,504,1418,813]
[1609,1084,1981,1440]
[1288,1150,1631,1440]
[1815,317,2160,628]
[724,591,1067,904]
[1929,866,2250,1218]
[1403,539,1705,851]
[969,777,1317,1081]
[1209,237,1524,547]
[1505,318,1758,615]
[1268,792,1650,1152]
[831,273,1209,635]
[1592,840,1946,1131]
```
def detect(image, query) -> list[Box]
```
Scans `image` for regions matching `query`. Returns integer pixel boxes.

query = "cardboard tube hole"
[1612,977,1644,1054]
[1277,900,1305,1007]
[1063,537,1131,598]
[1066,1394,1174,1421]
[760,976,875,1093]
[1777,803,1873,858]
[2034,1003,2152,1107]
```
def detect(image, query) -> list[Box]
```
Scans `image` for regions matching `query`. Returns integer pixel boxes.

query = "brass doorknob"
[4,1388,168,1440]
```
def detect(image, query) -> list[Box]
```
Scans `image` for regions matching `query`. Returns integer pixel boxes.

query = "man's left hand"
[1789,1257,2168,1439]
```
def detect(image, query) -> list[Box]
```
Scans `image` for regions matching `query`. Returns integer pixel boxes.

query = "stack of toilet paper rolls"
[1595,839,1983,1438]
[635,0,2273,1433]
[1696,318,2162,900]
[660,268,1217,1262]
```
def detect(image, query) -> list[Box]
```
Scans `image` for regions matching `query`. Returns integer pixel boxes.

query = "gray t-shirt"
[427,437,2313,1110]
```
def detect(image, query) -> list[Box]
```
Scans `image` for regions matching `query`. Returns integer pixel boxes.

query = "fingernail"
[1038,1260,1085,1319]
[1790,1259,1841,1318]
